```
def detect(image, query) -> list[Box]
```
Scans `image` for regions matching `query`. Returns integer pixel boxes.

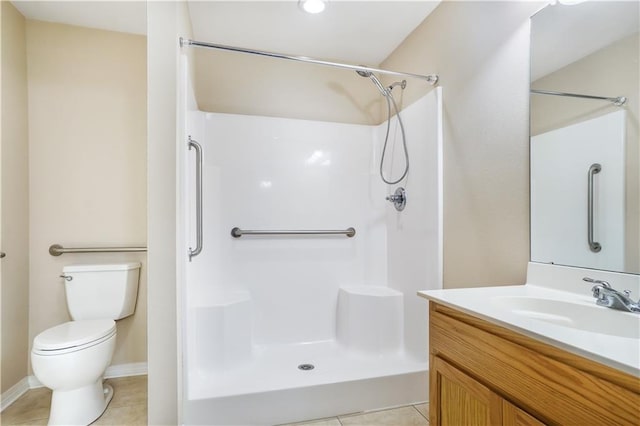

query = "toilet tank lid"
[33,319,116,351]
[63,262,141,272]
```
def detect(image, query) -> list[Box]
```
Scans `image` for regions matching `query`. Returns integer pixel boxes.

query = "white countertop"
[418,283,640,377]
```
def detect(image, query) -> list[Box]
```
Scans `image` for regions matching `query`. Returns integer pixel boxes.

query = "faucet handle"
[583,277,611,288]
[590,286,607,301]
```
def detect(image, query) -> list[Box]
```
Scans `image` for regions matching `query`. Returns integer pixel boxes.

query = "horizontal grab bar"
[49,244,147,256]
[231,227,356,238]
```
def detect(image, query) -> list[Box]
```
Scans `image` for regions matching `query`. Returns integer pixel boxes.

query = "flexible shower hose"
[379,91,409,185]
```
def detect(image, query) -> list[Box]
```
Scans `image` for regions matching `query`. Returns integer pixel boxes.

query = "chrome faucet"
[583,277,640,313]
[386,187,406,212]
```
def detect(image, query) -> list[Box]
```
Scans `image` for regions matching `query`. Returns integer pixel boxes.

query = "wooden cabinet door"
[503,401,546,426]
[431,355,503,426]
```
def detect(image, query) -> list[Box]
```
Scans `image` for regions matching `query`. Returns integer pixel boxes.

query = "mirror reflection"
[530,1,639,274]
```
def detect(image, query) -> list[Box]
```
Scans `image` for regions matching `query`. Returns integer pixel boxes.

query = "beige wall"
[26,21,147,369]
[147,2,192,423]
[189,0,385,125]
[194,47,384,124]
[1,0,30,394]
[531,33,639,273]
[382,1,544,288]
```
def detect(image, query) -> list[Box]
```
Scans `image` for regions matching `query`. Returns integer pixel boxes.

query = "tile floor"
[1,375,429,425]
[287,403,430,426]
[1,375,147,425]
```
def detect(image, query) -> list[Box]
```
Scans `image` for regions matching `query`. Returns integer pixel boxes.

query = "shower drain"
[298,363,315,371]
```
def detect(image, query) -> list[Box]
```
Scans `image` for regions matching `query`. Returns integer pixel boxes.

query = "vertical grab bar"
[188,136,203,261]
[588,163,602,253]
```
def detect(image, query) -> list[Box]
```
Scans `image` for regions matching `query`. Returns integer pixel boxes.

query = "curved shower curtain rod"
[180,38,439,85]
[531,89,627,106]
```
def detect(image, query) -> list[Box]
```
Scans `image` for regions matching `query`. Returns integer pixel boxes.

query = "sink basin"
[491,296,640,339]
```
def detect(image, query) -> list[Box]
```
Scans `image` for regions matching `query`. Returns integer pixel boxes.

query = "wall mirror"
[530,1,639,274]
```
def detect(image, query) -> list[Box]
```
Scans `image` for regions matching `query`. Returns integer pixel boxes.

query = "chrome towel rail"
[231,227,356,238]
[49,244,147,256]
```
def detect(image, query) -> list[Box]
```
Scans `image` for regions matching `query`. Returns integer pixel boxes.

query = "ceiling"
[11,1,147,36]
[187,1,440,66]
[11,1,441,67]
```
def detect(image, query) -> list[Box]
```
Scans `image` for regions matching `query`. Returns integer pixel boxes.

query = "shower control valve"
[386,187,406,212]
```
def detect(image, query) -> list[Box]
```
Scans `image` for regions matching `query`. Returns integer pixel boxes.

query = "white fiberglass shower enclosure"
[178,52,443,425]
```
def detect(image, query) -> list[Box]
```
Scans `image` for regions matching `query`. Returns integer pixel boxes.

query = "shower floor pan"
[184,340,427,425]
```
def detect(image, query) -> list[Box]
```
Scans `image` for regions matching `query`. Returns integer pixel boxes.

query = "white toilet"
[31,263,141,426]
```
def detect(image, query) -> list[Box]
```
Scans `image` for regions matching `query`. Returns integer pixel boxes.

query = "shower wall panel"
[382,88,443,361]
[188,113,388,345]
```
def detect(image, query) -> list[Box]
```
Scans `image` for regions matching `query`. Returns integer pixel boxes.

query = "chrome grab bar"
[231,227,356,238]
[588,163,602,253]
[188,136,203,261]
[49,244,146,256]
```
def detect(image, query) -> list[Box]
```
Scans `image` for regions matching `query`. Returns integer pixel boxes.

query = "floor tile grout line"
[339,404,409,420]
[337,405,430,426]
[412,404,429,422]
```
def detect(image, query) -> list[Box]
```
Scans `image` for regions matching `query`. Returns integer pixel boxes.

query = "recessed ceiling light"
[299,0,327,14]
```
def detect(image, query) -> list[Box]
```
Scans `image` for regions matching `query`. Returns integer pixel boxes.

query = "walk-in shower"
[179,39,443,425]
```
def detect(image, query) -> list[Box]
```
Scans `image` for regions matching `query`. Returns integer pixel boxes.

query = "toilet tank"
[63,263,141,321]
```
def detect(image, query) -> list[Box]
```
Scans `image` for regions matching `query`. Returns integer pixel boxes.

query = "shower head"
[356,68,388,96]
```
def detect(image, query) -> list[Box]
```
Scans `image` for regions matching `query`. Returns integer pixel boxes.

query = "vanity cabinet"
[431,355,502,425]
[429,302,640,426]
[502,402,545,426]
[432,356,544,426]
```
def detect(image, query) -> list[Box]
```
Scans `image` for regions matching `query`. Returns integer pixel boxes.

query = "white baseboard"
[27,375,42,389]
[105,362,148,379]
[0,377,30,412]
[1,362,148,411]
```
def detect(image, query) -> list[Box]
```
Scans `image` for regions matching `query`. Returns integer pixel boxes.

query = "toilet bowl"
[32,320,117,425]
[31,263,141,425]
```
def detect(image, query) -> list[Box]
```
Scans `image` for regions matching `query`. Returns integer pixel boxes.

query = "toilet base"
[48,381,114,425]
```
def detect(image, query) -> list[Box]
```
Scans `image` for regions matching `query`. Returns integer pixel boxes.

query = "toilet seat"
[32,319,116,355]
